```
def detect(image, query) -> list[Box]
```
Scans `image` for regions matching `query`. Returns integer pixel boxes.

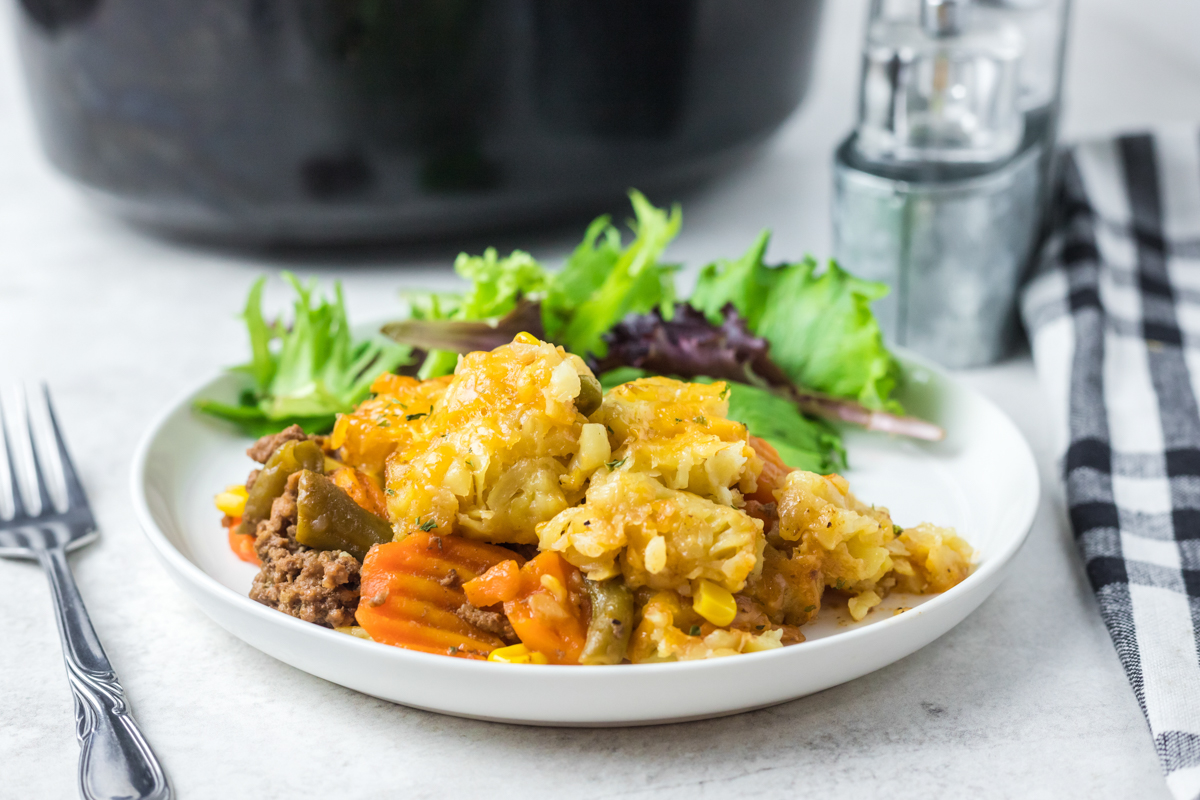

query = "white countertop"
[2,1,1197,797]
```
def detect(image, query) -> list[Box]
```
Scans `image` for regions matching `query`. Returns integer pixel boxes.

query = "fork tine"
[41,385,87,510]
[1,393,26,520]
[23,386,56,516]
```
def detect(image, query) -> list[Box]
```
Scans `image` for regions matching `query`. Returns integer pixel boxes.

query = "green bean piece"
[237,440,325,535]
[575,373,603,418]
[294,470,393,562]
[580,578,634,665]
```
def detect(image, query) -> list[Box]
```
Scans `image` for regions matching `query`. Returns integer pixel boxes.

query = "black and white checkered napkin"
[1022,128,1200,800]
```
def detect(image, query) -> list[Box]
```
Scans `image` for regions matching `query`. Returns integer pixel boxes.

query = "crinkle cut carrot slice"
[463,560,522,608]
[226,516,259,565]
[356,532,525,659]
[503,552,590,665]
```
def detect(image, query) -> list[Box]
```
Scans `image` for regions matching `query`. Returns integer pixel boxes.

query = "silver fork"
[0,387,169,800]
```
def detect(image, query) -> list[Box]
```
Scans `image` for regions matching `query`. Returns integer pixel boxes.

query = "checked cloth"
[1022,128,1200,800]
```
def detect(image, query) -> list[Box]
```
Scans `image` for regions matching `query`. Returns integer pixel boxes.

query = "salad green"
[721,381,847,474]
[201,192,931,474]
[196,273,411,436]
[406,247,548,379]
[404,190,680,378]
[692,232,901,412]
[544,191,680,359]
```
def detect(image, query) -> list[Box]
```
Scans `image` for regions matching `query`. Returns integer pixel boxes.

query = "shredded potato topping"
[306,336,972,663]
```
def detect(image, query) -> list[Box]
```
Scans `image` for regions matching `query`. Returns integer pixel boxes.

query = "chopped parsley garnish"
[406,412,428,421]
[803,604,817,613]
[385,488,396,497]
[688,625,702,636]
[835,578,846,590]
[606,458,627,471]
[694,416,707,425]
[419,518,437,532]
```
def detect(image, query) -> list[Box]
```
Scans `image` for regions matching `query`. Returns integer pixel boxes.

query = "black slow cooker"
[15,0,825,242]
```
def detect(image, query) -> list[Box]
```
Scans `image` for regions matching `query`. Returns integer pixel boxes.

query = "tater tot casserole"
[214,335,973,665]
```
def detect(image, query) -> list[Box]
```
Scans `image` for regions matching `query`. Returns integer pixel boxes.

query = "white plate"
[131,353,1038,726]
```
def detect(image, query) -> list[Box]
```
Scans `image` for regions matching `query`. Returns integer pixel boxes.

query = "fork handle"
[38,546,171,800]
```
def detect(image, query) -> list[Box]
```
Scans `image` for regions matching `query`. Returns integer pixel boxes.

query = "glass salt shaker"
[833,0,1071,368]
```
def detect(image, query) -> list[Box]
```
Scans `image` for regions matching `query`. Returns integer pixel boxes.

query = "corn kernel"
[488,643,549,664]
[692,579,737,627]
[214,485,248,517]
[644,535,667,574]
[513,332,540,345]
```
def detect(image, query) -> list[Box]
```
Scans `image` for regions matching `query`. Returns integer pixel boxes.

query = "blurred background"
[4,0,1200,371]
[2,0,1198,376]
[3,0,1200,274]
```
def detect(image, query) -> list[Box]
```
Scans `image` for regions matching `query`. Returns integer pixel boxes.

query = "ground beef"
[245,424,310,464]
[248,472,361,627]
[741,543,822,629]
[746,500,797,552]
[744,500,780,538]
[457,603,517,643]
[504,543,540,562]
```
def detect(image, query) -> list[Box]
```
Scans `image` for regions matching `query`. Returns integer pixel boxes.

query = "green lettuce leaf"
[405,190,681,377]
[454,248,549,319]
[597,368,844,474]
[196,273,413,435]
[692,234,901,411]
[758,259,900,412]
[541,215,624,340]
[721,381,846,474]
[545,190,681,358]
[689,229,776,331]
[413,248,551,379]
